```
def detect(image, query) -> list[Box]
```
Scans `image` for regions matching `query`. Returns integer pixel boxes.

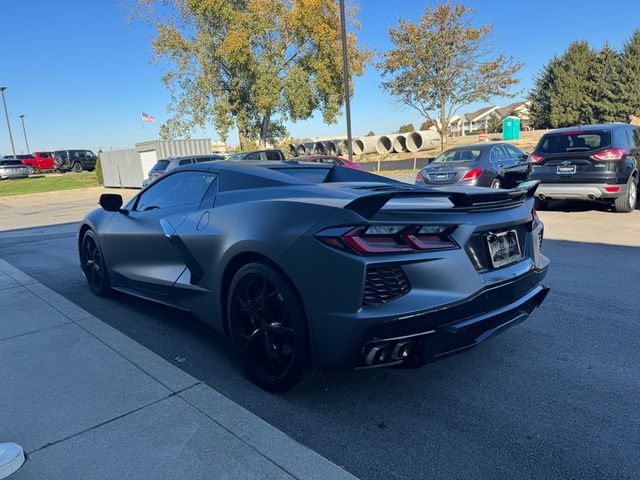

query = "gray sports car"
[79,161,550,391]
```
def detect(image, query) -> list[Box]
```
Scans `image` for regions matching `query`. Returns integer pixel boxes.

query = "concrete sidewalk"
[0,259,356,480]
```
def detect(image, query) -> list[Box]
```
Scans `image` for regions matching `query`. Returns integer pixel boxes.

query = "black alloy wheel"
[81,230,110,296]
[228,263,307,392]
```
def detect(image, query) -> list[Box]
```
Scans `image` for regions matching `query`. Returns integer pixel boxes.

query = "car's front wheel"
[228,263,308,392]
[27,165,35,175]
[80,230,111,296]
[613,176,637,213]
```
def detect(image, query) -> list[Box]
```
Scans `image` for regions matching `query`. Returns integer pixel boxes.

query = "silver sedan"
[0,159,29,180]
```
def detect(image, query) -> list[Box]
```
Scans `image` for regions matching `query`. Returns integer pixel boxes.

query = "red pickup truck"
[14,152,55,174]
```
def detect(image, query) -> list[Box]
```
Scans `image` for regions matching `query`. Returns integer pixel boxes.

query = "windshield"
[433,148,482,163]
[537,131,611,154]
[151,160,170,171]
[227,153,245,161]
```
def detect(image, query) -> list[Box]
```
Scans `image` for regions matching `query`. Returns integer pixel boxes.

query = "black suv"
[54,149,97,173]
[528,124,639,212]
[226,149,286,161]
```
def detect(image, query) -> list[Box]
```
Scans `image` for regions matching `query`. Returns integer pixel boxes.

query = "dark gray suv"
[54,150,97,173]
[528,124,639,212]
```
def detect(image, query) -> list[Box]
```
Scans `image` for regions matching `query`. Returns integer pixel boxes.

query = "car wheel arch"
[220,251,313,365]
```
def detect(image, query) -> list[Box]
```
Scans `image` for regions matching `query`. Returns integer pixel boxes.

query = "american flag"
[141,112,156,123]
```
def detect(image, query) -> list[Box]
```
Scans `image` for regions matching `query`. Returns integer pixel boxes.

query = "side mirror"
[99,193,123,212]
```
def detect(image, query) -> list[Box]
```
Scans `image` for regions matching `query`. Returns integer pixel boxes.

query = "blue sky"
[2,0,640,153]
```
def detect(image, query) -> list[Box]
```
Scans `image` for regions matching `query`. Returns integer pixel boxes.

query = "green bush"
[95,155,104,186]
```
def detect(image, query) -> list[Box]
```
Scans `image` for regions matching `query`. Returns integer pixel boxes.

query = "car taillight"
[590,148,627,161]
[414,171,424,184]
[528,153,544,164]
[462,168,483,181]
[316,224,457,255]
[604,186,620,193]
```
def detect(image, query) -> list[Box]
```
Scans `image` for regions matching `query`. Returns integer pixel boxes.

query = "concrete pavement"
[0,259,356,480]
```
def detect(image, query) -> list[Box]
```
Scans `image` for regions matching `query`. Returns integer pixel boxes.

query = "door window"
[490,146,506,163]
[504,144,523,159]
[244,151,261,160]
[265,150,282,160]
[134,172,216,212]
[178,158,193,165]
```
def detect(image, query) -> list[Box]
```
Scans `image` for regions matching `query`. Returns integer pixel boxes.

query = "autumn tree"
[420,120,434,130]
[140,0,369,148]
[397,123,415,133]
[377,2,522,150]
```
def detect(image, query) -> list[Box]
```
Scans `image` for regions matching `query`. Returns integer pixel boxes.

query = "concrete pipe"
[303,142,315,154]
[376,135,394,155]
[313,141,325,154]
[391,134,408,153]
[406,130,440,152]
[321,141,337,155]
[333,139,348,156]
[288,144,300,157]
[353,136,379,155]
[296,143,308,156]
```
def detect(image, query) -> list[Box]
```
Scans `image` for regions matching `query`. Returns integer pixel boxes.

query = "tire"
[80,230,111,296]
[228,262,308,392]
[72,162,83,173]
[490,178,502,189]
[27,165,35,175]
[613,176,637,213]
[535,197,549,210]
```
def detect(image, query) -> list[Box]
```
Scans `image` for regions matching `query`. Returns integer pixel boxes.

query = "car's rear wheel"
[613,176,637,213]
[81,230,110,296]
[27,166,35,175]
[72,162,82,173]
[228,263,308,392]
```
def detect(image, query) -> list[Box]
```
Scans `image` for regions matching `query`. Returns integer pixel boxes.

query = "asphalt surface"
[1,223,638,480]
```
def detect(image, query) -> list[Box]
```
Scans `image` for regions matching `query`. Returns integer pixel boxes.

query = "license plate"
[487,230,522,268]
[435,173,448,180]
[557,164,576,174]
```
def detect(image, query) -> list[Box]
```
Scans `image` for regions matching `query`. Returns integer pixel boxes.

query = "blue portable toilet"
[502,116,521,140]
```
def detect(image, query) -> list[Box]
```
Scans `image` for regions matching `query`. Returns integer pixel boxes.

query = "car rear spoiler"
[344,180,540,219]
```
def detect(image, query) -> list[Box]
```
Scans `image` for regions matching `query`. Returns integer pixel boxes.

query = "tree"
[589,43,624,123]
[619,29,640,119]
[486,113,502,133]
[141,0,369,148]
[528,57,560,129]
[420,120,434,130]
[548,41,597,127]
[366,131,376,136]
[377,1,522,150]
[398,123,415,133]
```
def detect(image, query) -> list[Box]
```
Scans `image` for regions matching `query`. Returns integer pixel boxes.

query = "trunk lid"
[420,161,476,185]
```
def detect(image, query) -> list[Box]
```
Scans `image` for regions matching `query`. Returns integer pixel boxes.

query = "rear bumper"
[0,171,29,179]
[536,182,627,200]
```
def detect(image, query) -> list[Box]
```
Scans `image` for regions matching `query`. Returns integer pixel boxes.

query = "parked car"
[144,154,226,186]
[295,155,363,170]
[53,150,97,173]
[79,160,549,391]
[527,124,639,213]
[6,152,55,174]
[227,149,286,161]
[415,143,529,189]
[0,159,29,180]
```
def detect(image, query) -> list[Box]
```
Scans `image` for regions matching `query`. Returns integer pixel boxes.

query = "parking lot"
[0,179,638,480]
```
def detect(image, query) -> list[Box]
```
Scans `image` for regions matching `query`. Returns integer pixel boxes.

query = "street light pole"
[0,87,17,157]
[0,87,16,157]
[338,0,353,163]
[19,115,30,153]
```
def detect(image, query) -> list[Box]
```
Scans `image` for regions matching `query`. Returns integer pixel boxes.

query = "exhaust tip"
[588,194,596,201]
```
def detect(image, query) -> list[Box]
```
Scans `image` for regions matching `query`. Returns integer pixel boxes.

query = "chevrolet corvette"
[79,161,549,391]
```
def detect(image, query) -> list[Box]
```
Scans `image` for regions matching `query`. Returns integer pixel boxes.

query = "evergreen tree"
[528,57,560,129]
[487,113,502,133]
[588,43,625,123]
[549,41,597,127]
[619,29,640,119]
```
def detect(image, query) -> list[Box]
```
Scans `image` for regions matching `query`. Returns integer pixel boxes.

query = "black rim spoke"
[232,274,295,379]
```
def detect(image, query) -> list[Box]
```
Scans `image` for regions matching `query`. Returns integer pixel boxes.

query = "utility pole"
[0,87,17,157]
[19,115,30,153]
[339,0,353,163]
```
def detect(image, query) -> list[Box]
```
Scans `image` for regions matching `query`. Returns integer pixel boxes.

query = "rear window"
[1,160,24,166]
[151,160,170,171]
[433,148,482,163]
[538,131,611,154]
[271,167,331,183]
[265,150,283,160]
